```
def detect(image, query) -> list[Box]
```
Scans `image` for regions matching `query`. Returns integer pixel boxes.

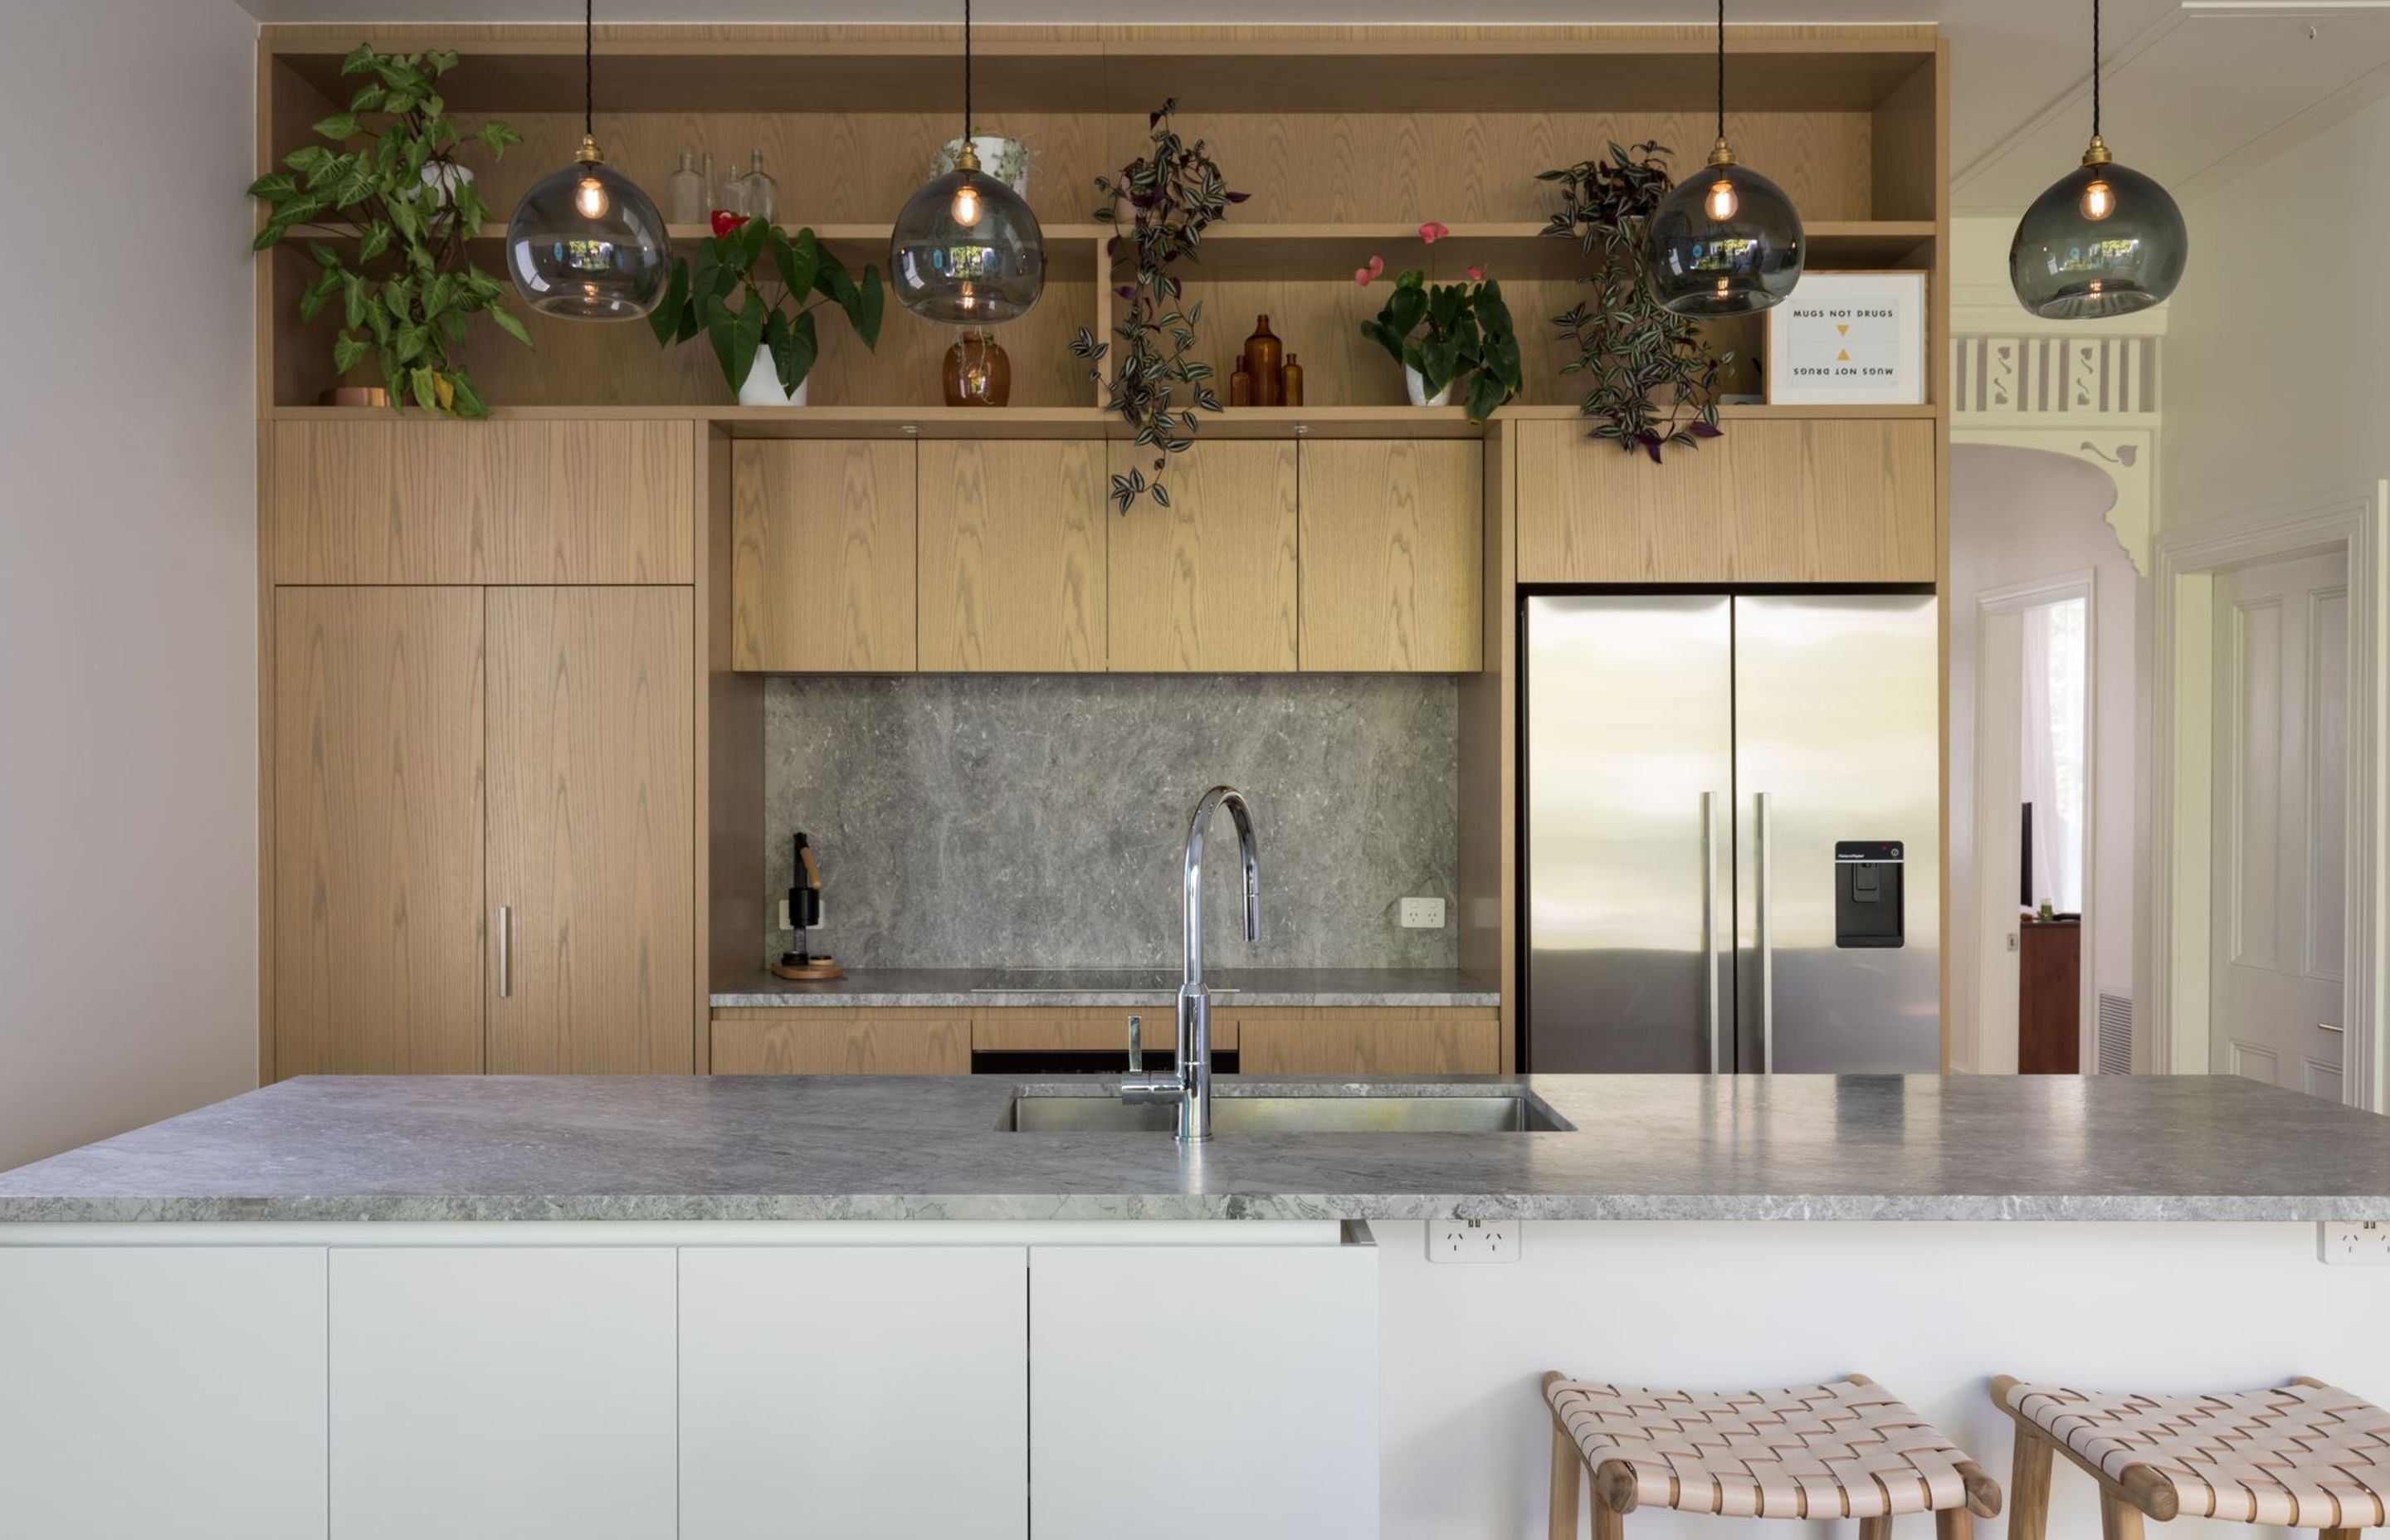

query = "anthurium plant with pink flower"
[1354,222,1522,422]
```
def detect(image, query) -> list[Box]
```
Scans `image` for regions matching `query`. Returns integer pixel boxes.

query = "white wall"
[1948,447,2140,1072]
[0,1,259,1169]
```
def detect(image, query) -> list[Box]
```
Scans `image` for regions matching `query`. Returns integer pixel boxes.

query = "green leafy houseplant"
[1072,99,1249,512]
[248,43,529,417]
[1354,225,1522,422]
[647,219,885,401]
[1539,142,1730,461]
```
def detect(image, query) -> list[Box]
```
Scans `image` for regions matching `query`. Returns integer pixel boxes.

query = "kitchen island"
[4,1074,2388,1539]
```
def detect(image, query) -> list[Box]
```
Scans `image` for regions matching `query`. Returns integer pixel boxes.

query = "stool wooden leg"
[2009,1429,2055,1540]
[1859,1517,1895,1540]
[2319,1530,2359,1540]
[1937,1507,1975,1540]
[1549,1419,1582,1540]
[1589,1486,1624,1540]
[2100,1494,2146,1540]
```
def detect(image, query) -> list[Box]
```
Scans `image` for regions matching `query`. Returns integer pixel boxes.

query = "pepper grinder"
[771,831,845,981]
[1241,314,1283,407]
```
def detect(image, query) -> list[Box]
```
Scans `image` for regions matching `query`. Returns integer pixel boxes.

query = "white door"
[2209,549,2350,1100]
[329,1248,677,1539]
[680,1246,1029,1539]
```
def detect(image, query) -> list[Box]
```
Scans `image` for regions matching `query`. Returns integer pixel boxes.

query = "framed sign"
[1765,270,1927,405]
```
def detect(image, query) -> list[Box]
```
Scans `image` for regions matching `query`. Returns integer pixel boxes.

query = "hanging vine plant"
[1071,99,1248,512]
[1538,142,1729,461]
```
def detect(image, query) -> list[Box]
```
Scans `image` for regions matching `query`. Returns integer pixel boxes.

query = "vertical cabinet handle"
[1700,791,1721,1074]
[495,905,512,1000]
[1755,792,1774,1075]
[1126,1014,1144,1075]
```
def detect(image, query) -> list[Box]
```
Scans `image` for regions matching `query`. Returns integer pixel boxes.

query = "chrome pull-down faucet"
[1123,786,1260,1143]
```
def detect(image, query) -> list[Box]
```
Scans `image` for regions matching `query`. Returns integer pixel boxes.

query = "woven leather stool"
[1543,1372,2002,1540]
[1992,1376,2390,1540]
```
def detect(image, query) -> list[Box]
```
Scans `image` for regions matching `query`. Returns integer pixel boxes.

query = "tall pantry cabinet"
[265,417,714,1079]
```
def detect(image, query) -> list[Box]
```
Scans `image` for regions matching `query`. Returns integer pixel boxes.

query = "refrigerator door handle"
[1756,791,1774,1074]
[1701,790,1721,1073]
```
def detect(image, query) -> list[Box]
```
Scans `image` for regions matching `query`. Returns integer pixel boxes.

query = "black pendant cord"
[2090,0,2102,138]
[583,0,594,139]
[1715,0,1726,144]
[963,0,974,144]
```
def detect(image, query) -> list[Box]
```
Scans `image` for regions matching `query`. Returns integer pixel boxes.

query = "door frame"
[2149,483,2386,1109]
[1971,569,2099,1075]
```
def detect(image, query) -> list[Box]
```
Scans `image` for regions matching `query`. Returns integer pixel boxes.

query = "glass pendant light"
[1646,0,1805,317]
[889,0,1047,324]
[2010,0,2188,319]
[505,0,671,321]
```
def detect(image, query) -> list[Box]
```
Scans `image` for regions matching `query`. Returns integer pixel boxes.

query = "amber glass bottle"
[1241,315,1283,406]
[943,329,1012,407]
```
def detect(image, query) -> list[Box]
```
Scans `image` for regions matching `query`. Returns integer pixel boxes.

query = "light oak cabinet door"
[1106,441,1299,672]
[1515,417,1936,583]
[1236,1008,1501,1075]
[271,420,691,585]
[917,440,1105,670]
[731,440,917,671]
[330,1248,677,1540]
[710,1009,971,1073]
[273,587,486,1076]
[1298,440,1482,671]
[485,588,695,1074]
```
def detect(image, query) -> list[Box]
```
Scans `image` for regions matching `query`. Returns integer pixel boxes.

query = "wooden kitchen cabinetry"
[1106,441,1300,672]
[1514,416,1937,584]
[1299,440,1483,671]
[1236,1008,1502,1075]
[730,440,916,671]
[916,440,1107,671]
[711,1009,971,1074]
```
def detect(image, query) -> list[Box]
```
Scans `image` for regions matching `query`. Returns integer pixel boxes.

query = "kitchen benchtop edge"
[710,967,1500,1009]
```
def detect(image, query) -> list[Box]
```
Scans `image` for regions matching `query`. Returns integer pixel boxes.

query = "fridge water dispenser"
[1834,842,1905,948]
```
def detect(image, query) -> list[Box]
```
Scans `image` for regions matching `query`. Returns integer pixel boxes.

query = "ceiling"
[231,0,2390,212]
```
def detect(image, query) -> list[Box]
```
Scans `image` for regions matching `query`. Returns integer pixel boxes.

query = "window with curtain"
[2020,596,2087,914]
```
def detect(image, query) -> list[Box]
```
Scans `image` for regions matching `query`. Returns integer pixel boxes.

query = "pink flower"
[1467,266,1485,282]
[1354,253,1385,286]
[1418,221,1450,244]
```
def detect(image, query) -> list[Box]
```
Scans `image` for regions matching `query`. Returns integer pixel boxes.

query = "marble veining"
[710,967,1499,1008]
[2,1074,2388,1224]
[763,673,1460,970]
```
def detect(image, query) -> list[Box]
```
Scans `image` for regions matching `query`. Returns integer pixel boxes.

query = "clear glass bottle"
[667,151,705,227]
[740,149,778,223]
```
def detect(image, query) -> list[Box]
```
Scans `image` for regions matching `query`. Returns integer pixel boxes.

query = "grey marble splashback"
[763,674,1459,969]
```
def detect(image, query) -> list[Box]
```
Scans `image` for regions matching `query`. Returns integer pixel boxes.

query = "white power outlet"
[778,898,792,930]
[1427,1218,1522,1264]
[2319,1221,2390,1264]
[1400,897,1447,929]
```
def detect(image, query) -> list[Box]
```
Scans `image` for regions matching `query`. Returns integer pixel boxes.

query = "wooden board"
[271,587,486,1077]
[1298,440,1483,671]
[731,440,918,671]
[1235,1007,1501,1075]
[971,1006,1238,1053]
[711,1009,972,1073]
[916,439,1106,671]
[1105,440,1299,672]
[485,587,695,1074]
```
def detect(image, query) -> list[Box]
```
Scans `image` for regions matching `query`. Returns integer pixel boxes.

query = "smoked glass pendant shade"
[2009,148,2188,320]
[889,159,1047,325]
[1647,152,1806,317]
[505,141,672,322]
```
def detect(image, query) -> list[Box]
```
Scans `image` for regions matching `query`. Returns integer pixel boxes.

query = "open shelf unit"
[258,22,1948,421]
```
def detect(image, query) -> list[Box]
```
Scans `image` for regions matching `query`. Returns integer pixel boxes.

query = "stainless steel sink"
[1002,1089,1570,1134]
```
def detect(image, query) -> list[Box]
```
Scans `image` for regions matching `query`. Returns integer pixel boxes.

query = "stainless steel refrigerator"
[1523,592,1941,1073]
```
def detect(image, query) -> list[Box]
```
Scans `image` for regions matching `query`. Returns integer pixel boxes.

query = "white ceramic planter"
[739,352,810,407]
[1404,364,1456,408]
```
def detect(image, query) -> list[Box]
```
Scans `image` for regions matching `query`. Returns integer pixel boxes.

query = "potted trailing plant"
[248,43,529,417]
[1538,142,1731,461]
[647,217,885,405]
[1354,223,1522,421]
[1071,99,1248,511]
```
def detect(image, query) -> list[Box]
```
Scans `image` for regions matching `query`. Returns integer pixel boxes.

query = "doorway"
[1972,574,2095,1075]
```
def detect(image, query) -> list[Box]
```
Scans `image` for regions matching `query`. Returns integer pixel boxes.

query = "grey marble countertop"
[3,1074,2388,1223]
[710,967,1499,1008]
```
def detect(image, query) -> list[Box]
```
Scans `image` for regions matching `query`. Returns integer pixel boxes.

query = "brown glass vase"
[1241,314,1283,406]
[943,329,1012,407]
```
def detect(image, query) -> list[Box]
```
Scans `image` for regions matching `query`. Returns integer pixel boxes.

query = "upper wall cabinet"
[1106,441,1300,673]
[270,420,693,586]
[917,441,1106,672]
[732,441,917,672]
[1299,441,1483,672]
[1515,417,1936,585]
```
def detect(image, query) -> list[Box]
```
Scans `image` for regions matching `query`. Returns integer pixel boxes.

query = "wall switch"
[1427,1218,1522,1264]
[1400,897,1446,929]
[2319,1221,2390,1263]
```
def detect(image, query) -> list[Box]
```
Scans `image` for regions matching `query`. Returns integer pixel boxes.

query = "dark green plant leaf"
[313,113,362,143]
[648,261,690,345]
[489,305,534,350]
